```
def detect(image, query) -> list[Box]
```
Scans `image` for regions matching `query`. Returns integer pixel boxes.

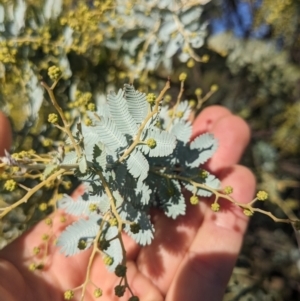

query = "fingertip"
[192,105,232,139]
[207,114,251,172]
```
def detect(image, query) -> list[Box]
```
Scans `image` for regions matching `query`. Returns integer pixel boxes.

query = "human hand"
[0,106,255,301]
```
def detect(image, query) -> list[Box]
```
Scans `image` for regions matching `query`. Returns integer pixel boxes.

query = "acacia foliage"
[57,83,219,265]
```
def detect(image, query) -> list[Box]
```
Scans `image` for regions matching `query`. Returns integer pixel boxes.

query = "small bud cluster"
[146,93,156,106]
[189,99,197,108]
[44,217,52,226]
[42,234,49,241]
[195,88,203,96]
[210,84,218,92]
[39,203,48,211]
[94,288,103,298]
[77,239,87,250]
[48,113,58,124]
[89,203,98,212]
[199,170,208,179]
[190,195,199,205]
[84,117,93,126]
[33,247,40,255]
[211,203,220,212]
[64,290,74,300]
[146,138,157,149]
[99,239,110,251]
[48,66,62,81]
[115,264,127,277]
[256,190,268,201]
[243,209,253,216]
[175,111,184,118]
[187,58,195,68]
[130,223,141,234]
[179,72,187,81]
[114,285,126,297]
[103,255,113,266]
[4,179,17,191]
[223,186,233,195]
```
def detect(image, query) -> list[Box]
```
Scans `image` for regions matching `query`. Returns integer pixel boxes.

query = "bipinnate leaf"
[102,226,123,272]
[170,120,192,144]
[119,203,154,246]
[57,215,100,256]
[126,149,149,181]
[62,151,77,165]
[90,115,128,155]
[58,193,110,216]
[157,179,186,219]
[187,133,218,167]
[140,128,176,157]
[107,89,138,136]
[124,84,149,124]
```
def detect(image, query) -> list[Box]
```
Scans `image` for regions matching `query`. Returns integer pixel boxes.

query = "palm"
[0,106,255,301]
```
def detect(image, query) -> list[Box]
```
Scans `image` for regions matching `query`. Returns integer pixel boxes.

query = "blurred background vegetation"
[0,0,299,299]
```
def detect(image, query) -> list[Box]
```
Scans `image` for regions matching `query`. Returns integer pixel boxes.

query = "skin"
[0,106,255,301]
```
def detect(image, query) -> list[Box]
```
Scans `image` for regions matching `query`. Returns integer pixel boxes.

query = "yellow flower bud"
[179,72,187,81]
[211,203,220,212]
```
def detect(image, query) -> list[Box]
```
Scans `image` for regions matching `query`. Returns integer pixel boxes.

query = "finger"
[166,165,256,301]
[193,105,251,172]
[192,105,232,138]
[0,111,12,155]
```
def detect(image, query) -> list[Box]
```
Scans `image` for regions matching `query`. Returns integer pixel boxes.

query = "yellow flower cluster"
[223,186,233,195]
[4,179,17,191]
[48,66,62,81]
[89,203,98,212]
[103,255,113,266]
[256,190,268,201]
[146,138,157,149]
[190,195,199,205]
[64,290,74,300]
[243,209,253,217]
[0,42,17,64]
[195,88,203,96]
[146,93,156,106]
[48,113,58,124]
[179,72,187,81]
[94,288,103,298]
[211,203,220,212]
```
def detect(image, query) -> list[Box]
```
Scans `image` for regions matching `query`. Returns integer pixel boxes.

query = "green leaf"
[126,149,149,181]
[157,179,186,219]
[170,120,192,144]
[119,203,154,246]
[57,215,100,256]
[78,155,88,173]
[140,128,176,157]
[124,84,149,124]
[107,89,138,136]
[58,193,110,217]
[187,133,218,167]
[101,225,123,272]
[89,115,128,156]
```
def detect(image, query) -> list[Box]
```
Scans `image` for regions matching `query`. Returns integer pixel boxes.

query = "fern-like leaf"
[124,84,149,124]
[119,203,154,246]
[187,133,218,167]
[107,89,138,136]
[126,149,149,181]
[140,128,176,157]
[90,115,128,156]
[57,215,100,256]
